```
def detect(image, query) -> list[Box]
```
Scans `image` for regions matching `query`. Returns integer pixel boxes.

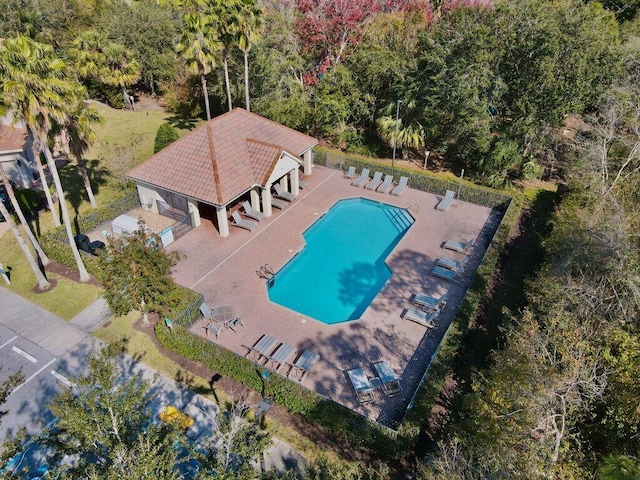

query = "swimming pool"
[268,198,414,324]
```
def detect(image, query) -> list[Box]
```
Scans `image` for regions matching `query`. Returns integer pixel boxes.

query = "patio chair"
[205,322,221,339]
[242,201,265,222]
[344,166,357,179]
[225,316,244,333]
[351,168,370,187]
[199,302,214,319]
[377,174,394,193]
[271,197,288,210]
[437,189,456,211]
[391,176,409,196]
[432,265,462,282]
[273,184,296,202]
[231,211,258,231]
[411,292,448,311]
[436,256,469,271]
[443,238,475,254]
[365,171,383,190]
[402,308,440,328]
[287,350,320,382]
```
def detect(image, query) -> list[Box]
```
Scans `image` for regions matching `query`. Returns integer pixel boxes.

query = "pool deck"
[167,165,497,428]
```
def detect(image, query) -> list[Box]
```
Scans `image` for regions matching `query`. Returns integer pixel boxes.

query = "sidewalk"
[0,287,308,474]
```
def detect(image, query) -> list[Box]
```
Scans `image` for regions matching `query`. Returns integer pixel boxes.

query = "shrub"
[154,122,179,153]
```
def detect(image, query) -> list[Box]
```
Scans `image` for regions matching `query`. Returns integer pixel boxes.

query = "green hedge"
[313,147,512,208]
[155,322,410,460]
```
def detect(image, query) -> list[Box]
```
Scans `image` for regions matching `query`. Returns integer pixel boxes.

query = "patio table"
[211,305,236,323]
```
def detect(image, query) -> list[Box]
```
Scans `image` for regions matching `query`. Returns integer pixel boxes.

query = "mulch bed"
[31,260,102,293]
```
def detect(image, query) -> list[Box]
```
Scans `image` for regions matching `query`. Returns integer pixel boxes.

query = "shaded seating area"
[377,174,394,193]
[373,361,402,397]
[231,211,257,231]
[402,308,440,328]
[273,184,296,201]
[287,350,320,381]
[411,292,448,311]
[351,168,370,187]
[436,256,468,271]
[365,171,383,190]
[391,176,408,196]
[443,238,474,254]
[437,189,456,211]
[242,201,265,221]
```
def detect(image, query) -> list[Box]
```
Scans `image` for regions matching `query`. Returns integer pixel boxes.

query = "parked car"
[0,180,16,222]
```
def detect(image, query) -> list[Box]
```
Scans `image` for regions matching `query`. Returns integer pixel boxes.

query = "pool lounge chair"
[411,292,448,311]
[377,174,394,193]
[273,184,296,202]
[244,335,278,362]
[365,171,383,190]
[351,168,370,187]
[347,367,377,403]
[436,256,469,271]
[373,361,402,397]
[242,201,265,222]
[432,265,462,281]
[437,189,456,211]
[443,238,475,254]
[344,166,357,179]
[265,343,296,372]
[299,179,309,189]
[288,350,320,381]
[231,211,258,231]
[271,197,288,210]
[391,176,409,196]
[402,308,440,328]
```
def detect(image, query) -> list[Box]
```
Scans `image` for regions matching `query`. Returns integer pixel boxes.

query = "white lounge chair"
[377,174,394,193]
[437,189,455,211]
[351,168,370,187]
[299,180,309,189]
[365,172,383,190]
[432,265,461,281]
[443,238,474,254]
[288,350,320,381]
[271,198,288,210]
[344,166,357,179]
[231,211,257,231]
[402,308,439,328]
[391,176,408,195]
[436,256,468,271]
[273,184,296,202]
[411,292,448,311]
[242,201,265,221]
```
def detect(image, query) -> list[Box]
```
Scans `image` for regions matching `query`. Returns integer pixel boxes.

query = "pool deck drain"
[167,165,497,428]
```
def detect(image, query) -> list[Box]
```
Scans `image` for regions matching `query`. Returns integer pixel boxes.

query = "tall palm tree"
[99,44,141,111]
[376,99,426,159]
[235,0,263,112]
[0,176,50,290]
[211,0,238,112]
[0,35,90,282]
[0,164,50,266]
[175,9,221,120]
[65,93,103,208]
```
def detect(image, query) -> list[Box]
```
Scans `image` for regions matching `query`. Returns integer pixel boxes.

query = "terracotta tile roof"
[0,125,28,152]
[127,108,318,206]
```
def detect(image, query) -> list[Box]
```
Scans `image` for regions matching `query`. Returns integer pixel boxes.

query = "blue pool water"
[268,198,414,324]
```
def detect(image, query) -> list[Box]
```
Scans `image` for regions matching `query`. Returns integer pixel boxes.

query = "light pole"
[391,99,402,176]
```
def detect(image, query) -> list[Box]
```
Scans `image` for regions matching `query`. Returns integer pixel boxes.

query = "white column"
[279,175,288,191]
[216,205,229,237]
[261,188,273,217]
[250,188,261,211]
[290,168,300,196]
[303,150,313,175]
[188,200,201,227]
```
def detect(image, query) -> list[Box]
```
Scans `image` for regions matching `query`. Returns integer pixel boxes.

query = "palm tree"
[376,99,426,160]
[0,165,50,266]
[175,9,221,120]
[99,44,141,111]
[211,0,238,112]
[235,0,263,112]
[0,35,91,282]
[0,176,50,290]
[65,93,103,208]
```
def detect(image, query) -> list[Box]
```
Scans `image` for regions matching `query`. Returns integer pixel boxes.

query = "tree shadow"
[56,159,111,217]
[164,115,200,131]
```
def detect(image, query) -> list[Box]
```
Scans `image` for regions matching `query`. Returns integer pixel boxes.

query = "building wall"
[0,152,34,188]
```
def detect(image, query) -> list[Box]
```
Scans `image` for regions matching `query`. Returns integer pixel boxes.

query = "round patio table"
[212,305,236,323]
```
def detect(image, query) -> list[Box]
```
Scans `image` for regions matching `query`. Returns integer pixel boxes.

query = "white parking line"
[0,335,17,349]
[12,358,56,393]
[50,370,76,388]
[11,346,37,363]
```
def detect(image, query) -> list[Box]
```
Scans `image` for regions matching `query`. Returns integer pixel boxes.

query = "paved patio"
[166,165,498,428]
